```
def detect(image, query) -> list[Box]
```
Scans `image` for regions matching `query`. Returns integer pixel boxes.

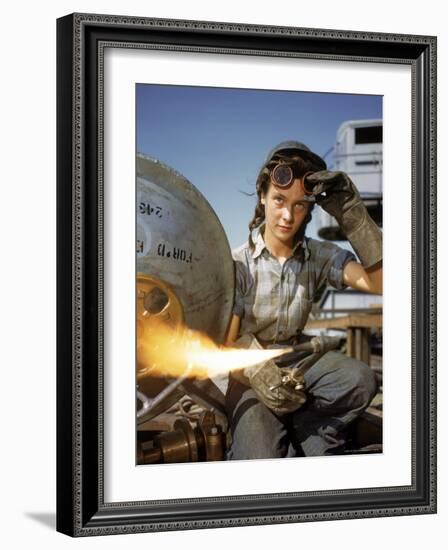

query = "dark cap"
[265,140,327,171]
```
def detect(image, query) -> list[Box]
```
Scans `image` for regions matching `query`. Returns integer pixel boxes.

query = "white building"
[317,119,383,241]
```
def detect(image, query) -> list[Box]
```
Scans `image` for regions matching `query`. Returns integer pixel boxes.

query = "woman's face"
[261,179,310,248]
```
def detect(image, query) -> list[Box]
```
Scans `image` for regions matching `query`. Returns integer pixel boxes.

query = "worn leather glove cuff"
[306,171,382,269]
[339,201,383,269]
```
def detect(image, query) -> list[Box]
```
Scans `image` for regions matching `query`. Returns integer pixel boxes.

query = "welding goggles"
[265,140,326,194]
[270,162,315,195]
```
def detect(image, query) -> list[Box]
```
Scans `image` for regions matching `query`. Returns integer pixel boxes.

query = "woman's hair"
[248,151,318,249]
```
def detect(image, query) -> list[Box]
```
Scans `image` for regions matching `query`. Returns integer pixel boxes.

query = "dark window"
[355,160,381,166]
[355,126,382,144]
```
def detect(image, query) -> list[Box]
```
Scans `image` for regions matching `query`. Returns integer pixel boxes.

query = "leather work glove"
[234,334,307,416]
[244,360,307,416]
[305,170,382,269]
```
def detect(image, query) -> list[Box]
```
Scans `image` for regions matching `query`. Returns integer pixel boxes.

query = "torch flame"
[137,320,292,380]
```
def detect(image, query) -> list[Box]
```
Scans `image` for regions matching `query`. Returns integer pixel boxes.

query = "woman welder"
[224,141,382,459]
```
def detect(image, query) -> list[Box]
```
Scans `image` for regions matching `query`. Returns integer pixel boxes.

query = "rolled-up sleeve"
[316,242,357,290]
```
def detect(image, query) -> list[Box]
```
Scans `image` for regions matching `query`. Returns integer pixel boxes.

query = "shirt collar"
[251,224,310,261]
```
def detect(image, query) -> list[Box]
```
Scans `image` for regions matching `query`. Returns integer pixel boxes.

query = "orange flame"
[137,320,292,380]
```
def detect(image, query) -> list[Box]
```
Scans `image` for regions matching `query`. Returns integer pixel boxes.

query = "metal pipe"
[137,363,193,420]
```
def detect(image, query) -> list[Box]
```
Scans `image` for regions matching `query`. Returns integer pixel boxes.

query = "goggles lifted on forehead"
[270,162,315,195]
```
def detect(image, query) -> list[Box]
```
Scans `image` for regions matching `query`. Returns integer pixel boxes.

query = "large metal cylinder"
[136,153,235,343]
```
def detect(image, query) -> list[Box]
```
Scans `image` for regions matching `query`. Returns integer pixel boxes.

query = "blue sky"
[137,84,382,248]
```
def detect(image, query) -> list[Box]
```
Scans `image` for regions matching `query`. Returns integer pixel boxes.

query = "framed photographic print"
[56,13,436,536]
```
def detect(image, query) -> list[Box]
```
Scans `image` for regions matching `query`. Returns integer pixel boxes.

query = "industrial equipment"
[136,154,234,462]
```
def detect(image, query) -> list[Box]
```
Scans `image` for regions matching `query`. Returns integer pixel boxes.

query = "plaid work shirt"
[232,225,356,343]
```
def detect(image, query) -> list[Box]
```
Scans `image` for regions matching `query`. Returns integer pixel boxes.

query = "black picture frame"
[56,13,437,536]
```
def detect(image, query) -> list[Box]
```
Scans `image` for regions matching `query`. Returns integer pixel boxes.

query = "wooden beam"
[305,313,382,330]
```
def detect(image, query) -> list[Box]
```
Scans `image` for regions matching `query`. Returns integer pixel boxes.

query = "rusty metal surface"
[137,412,225,464]
[136,153,235,343]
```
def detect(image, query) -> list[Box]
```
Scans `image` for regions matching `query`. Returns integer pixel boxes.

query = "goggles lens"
[271,164,294,187]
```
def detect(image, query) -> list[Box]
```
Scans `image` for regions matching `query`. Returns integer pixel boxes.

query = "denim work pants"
[225,351,378,459]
